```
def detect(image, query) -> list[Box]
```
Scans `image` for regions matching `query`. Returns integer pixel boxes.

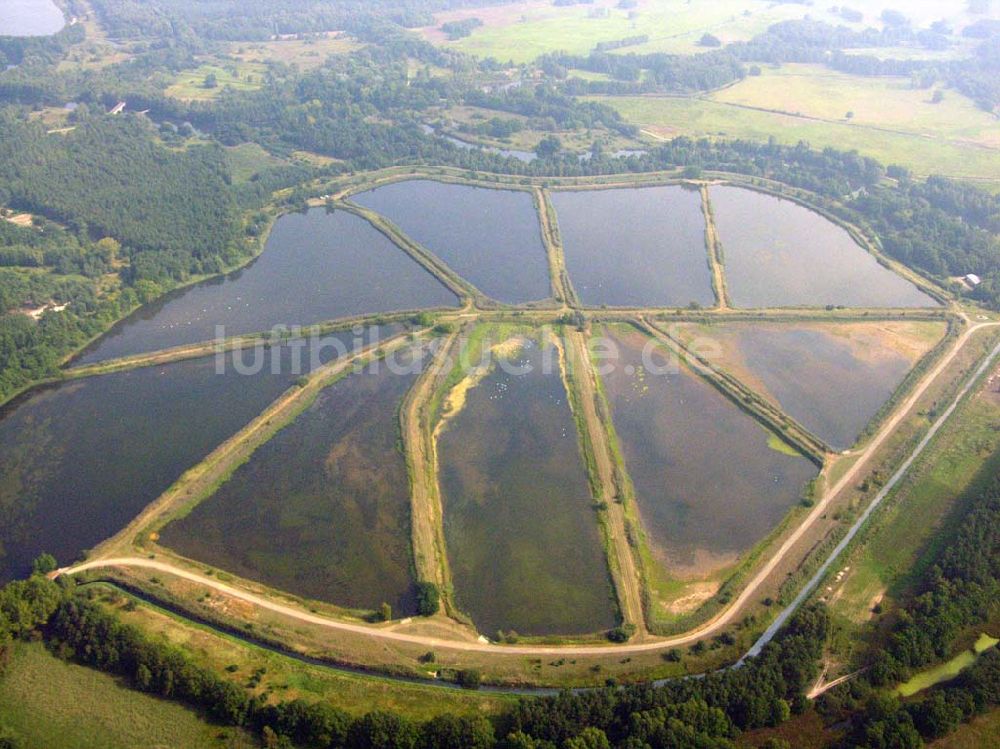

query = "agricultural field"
[421,0,990,62]
[593,95,1000,184]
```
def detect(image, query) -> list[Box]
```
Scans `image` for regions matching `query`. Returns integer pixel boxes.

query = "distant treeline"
[88,0,518,40]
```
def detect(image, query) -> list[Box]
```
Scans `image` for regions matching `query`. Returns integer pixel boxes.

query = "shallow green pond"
[898,634,999,697]
[438,335,617,636]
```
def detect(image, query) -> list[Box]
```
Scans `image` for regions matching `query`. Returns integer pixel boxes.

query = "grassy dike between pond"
[534,187,578,307]
[700,184,731,310]
[91,329,424,560]
[400,327,463,618]
[560,328,644,635]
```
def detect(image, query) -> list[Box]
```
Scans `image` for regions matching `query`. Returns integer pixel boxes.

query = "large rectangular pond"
[76,208,457,364]
[0,340,351,584]
[709,185,935,308]
[437,333,617,636]
[599,328,817,578]
[550,186,714,308]
[159,345,429,614]
[671,321,945,451]
[0,0,65,36]
[352,180,552,304]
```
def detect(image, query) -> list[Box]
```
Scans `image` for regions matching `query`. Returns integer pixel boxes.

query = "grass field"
[0,641,247,749]
[592,95,1000,184]
[711,64,1000,149]
[421,0,816,62]
[166,62,266,101]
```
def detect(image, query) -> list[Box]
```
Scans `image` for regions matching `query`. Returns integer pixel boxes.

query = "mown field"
[592,95,1000,184]
[0,641,248,749]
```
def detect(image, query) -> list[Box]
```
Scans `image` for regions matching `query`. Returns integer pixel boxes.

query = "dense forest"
[88,0,517,40]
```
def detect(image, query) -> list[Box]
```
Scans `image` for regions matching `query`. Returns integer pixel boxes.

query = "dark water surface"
[0,342,350,584]
[160,346,429,614]
[353,180,551,304]
[76,209,456,363]
[438,337,617,636]
[709,186,935,308]
[551,186,714,308]
[600,329,817,575]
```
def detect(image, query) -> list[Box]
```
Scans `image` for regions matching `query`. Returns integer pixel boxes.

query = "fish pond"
[353,180,552,304]
[0,342,342,584]
[670,321,946,451]
[709,186,935,308]
[159,345,429,614]
[76,209,456,363]
[436,333,617,636]
[0,0,64,36]
[550,186,714,308]
[598,328,817,578]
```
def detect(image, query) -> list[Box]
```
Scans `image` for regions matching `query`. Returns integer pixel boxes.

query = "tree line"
[0,566,830,749]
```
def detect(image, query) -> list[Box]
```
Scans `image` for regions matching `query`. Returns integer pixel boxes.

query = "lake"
[437,333,617,636]
[76,208,457,363]
[550,186,714,308]
[0,342,345,584]
[159,345,430,615]
[0,0,64,37]
[599,327,817,577]
[709,186,936,308]
[353,180,552,304]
